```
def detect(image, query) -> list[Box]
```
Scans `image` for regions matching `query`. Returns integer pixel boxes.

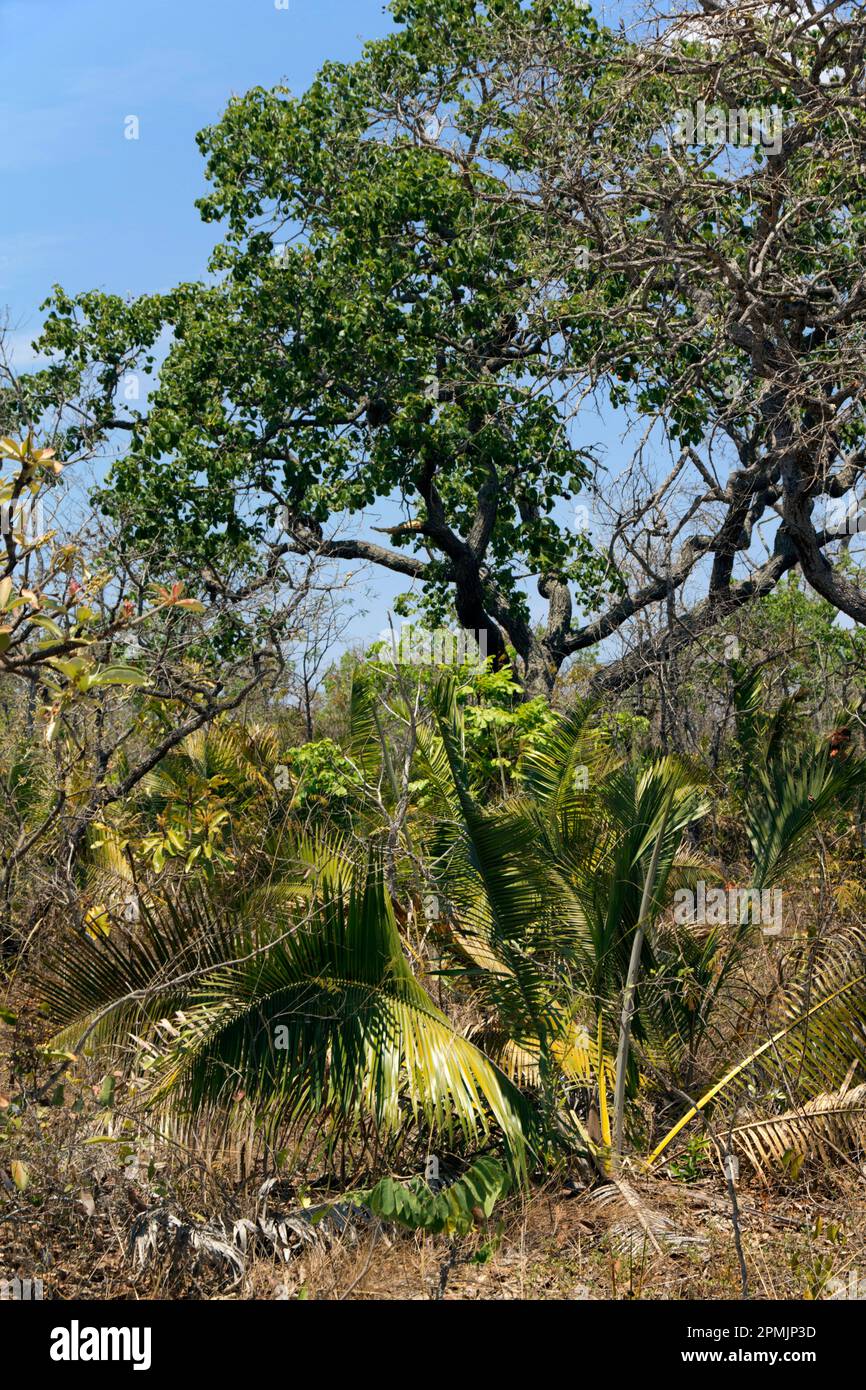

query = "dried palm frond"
[727,1082,866,1177]
[129,1184,364,1288]
[590,1178,704,1258]
[649,924,866,1168]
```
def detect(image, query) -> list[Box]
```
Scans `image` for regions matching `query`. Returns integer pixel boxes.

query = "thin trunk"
[612,791,674,1164]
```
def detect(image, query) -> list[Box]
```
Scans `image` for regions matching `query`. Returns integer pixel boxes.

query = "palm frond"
[747,746,866,889]
[518,699,610,811]
[348,666,386,787]
[728,1083,866,1177]
[41,860,536,1172]
[647,956,866,1168]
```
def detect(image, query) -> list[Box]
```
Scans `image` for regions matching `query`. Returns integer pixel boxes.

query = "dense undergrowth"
[3,646,866,1299]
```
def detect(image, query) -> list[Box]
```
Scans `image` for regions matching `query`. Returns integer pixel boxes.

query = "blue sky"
[1,0,419,650]
[1,0,394,359]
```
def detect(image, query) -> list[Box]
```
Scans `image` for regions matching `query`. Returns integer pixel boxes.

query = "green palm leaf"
[42,859,535,1172]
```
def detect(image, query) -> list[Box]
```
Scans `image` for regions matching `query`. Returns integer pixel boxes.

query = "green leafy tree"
[28,2,629,700]
[20,0,866,704]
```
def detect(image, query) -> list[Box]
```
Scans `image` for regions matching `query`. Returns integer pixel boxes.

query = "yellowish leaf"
[11,1160,29,1191]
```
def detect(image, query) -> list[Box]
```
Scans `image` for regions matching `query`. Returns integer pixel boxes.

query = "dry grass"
[4,930,866,1304]
[4,1054,865,1303]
